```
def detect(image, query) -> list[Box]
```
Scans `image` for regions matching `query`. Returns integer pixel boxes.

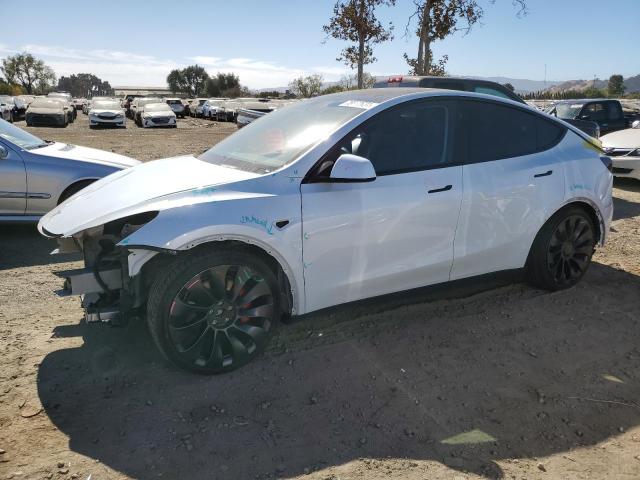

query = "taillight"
[388,76,403,83]
[600,156,613,172]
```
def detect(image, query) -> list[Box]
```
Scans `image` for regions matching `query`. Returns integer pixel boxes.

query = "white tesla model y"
[39,88,613,374]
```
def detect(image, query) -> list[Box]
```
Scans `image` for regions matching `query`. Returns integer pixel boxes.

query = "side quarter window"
[456,100,565,164]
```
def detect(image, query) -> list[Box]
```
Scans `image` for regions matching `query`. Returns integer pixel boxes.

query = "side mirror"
[0,145,8,159]
[330,154,376,183]
[632,120,640,129]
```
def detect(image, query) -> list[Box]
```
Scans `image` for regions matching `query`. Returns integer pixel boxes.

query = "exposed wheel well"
[139,240,294,317]
[58,179,96,205]
[560,201,602,244]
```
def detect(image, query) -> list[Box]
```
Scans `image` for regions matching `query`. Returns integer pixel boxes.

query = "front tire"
[147,248,280,374]
[527,206,596,291]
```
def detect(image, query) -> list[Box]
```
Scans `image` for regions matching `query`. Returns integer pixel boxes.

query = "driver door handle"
[534,170,553,178]
[428,185,452,194]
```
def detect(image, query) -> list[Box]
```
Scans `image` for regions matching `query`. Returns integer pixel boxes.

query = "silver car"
[0,119,139,222]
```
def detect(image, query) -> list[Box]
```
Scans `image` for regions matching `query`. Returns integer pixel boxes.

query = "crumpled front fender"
[118,192,305,315]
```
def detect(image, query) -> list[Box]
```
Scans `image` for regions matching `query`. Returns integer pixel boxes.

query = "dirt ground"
[1,112,640,480]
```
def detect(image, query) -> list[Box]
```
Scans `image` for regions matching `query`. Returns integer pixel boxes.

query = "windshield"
[91,100,121,110]
[0,119,47,149]
[198,95,367,174]
[166,99,182,105]
[31,98,64,109]
[138,98,161,106]
[144,103,172,112]
[554,103,585,119]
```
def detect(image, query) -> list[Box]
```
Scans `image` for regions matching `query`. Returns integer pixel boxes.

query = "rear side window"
[457,100,565,164]
[473,86,513,101]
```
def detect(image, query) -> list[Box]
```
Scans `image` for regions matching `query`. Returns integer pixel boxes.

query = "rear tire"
[147,248,280,374]
[526,206,596,291]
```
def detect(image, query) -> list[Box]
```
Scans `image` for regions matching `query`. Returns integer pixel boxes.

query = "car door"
[301,99,463,313]
[450,98,567,280]
[0,141,27,215]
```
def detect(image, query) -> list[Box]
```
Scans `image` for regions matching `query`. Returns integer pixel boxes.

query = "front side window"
[313,100,453,179]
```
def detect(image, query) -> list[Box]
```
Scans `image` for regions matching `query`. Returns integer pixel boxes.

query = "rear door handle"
[428,184,452,194]
[534,170,553,178]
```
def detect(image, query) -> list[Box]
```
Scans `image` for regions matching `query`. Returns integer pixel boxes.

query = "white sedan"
[39,89,613,374]
[88,99,126,128]
[139,102,177,128]
[601,120,640,181]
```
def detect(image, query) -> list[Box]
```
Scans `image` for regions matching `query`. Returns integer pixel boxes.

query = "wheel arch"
[137,237,298,317]
[57,178,98,205]
[526,198,604,268]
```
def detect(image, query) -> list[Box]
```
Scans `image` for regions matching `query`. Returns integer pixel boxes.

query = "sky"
[0,0,638,89]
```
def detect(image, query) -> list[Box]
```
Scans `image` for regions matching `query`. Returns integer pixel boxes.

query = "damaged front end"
[53,211,165,325]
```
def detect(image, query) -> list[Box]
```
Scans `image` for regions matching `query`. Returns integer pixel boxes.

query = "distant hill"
[541,74,640,94]
[257,74,640,95]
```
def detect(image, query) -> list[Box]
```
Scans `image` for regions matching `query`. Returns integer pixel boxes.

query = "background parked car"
[0,118,139,221]
[48,92,76,122]
[202,98,229,119]
[546,99,630,136]
[131,97,161,125]
[72,98,87,111]
[88,99,126,128]
[601,120,640,181]
[25,98,69,127]
[0,101,12,122]
[139,102,177,128]
[165,98,187,118]
[122,94,143,118]
[189,98,207,117]
[0,96,27,122]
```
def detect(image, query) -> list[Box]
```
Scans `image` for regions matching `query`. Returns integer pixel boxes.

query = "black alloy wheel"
[546,215,594,286]
[147,250,280,374]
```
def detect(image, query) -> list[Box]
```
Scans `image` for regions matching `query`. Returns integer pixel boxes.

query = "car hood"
[601,128,640,149]
[30,142,139,168]
[38,155,260,237]
[144,110,175,117]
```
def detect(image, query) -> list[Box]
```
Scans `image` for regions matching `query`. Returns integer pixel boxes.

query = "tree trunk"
[358,37,365,89]
[416,0,431,75]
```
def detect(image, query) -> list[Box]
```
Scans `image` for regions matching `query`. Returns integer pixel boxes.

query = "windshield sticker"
[240,215,274,235]
[339,100,379,110]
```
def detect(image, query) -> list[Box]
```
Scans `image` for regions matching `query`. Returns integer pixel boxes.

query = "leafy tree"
[289,74,324,98]
[404,1,526,76]
[205,73,241,97]
[583,86,605,98]
[0,78,25,95]
[339,71,376,89]
[607,74,625,97]
[1,53,56,94]
[166,65,209,96]
[503,82,515,92]
[57,73,113,98]
[323,0,395,89]
[321,85,346,95]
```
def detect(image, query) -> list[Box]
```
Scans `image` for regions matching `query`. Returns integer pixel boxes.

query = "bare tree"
[404,0,527,76]
[324,0,395,89]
